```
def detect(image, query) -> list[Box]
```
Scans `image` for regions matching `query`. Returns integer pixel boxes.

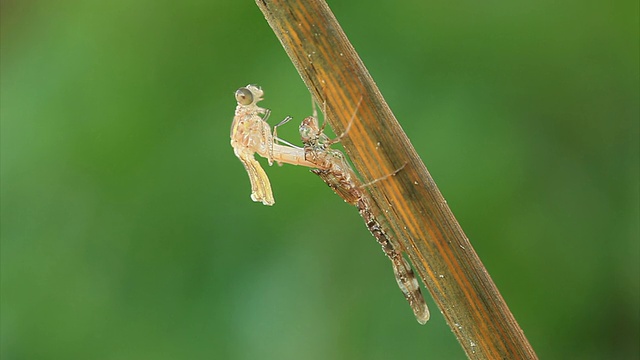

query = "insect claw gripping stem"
[360,162,407,188]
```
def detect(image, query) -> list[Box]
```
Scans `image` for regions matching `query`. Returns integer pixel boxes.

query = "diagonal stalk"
[255,0,538,358]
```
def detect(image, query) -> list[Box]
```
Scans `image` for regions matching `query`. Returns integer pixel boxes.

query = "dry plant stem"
[255,0,538,359]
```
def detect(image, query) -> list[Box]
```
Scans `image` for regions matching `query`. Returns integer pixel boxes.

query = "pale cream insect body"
[230,85,314,205]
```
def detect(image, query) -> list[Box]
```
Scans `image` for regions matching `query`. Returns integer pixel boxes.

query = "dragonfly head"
[235,85,264,106]
[299,116,320,145]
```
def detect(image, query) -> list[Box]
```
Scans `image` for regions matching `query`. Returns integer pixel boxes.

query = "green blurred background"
[1,0,638,359]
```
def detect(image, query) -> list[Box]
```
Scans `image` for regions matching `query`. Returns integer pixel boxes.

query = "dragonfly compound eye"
[299,126,311,142]
[235,87,254,105]
[299,117,317,142]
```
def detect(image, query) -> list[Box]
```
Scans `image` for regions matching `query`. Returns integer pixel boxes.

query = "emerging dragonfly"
[230,85,429,324]
[297,110,430,324]
[230,85,315,205]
